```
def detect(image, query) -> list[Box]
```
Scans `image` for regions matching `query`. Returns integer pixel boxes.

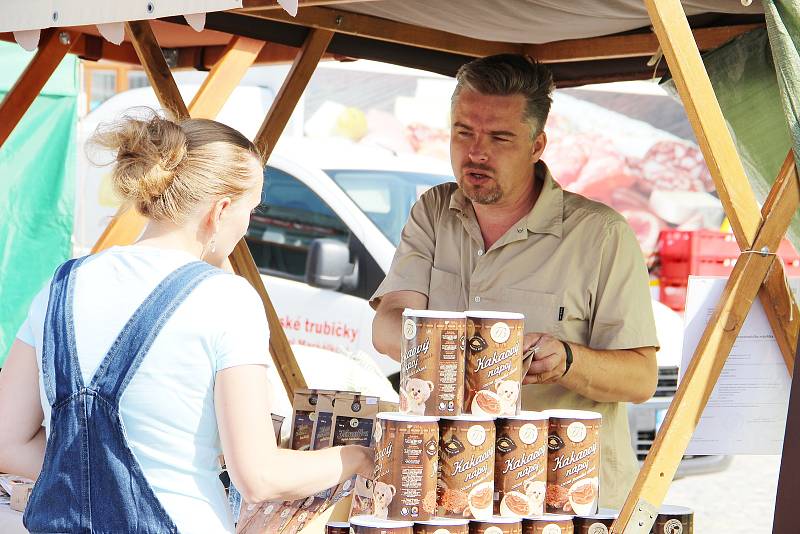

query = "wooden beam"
[640,0,799,366]
[239,0,381,11]
[188,36,265,119]
[91,208,149,253]
[228,241,307,397]
[228,28,335,398]
[759,152,800,373]
[614,1,800,532]
[525,24,762,63]
[0,29,78,149]
[241,6,521,59]
[614,148,800,534]
[254,27,334,157]
[125,20,189,120]
[772,337,800,533]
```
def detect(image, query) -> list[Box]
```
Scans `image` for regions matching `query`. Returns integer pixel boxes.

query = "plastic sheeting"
[0,42,77,365]
[662,15,800,252]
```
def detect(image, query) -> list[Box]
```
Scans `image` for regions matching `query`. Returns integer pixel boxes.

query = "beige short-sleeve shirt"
[371,161,659,508]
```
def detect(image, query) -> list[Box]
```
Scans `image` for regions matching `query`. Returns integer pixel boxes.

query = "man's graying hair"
[452,54,555,137]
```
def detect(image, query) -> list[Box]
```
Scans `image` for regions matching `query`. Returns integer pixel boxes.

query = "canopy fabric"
[0,1,764,44]
[0,0,241,33]
[337,0,763,44]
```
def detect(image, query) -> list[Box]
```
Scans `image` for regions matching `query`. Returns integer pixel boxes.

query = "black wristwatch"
[561,340,574,377]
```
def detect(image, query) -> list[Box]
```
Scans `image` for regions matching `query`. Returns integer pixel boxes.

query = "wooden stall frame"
[613,0,800,532]
[2,3,799,531]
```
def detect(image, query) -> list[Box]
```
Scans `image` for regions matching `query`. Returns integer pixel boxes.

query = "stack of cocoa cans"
[334,309,615,534]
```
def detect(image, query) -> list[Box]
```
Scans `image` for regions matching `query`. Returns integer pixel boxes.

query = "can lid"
[377,412,440,423]
[658,504,694,515]
[414,518,470,526]
[577,510,617,520]
[465,310,525,320]
[349,515,414,527]
[403,308,467,319]
[470,516,522,524]
[439,414,496,422]
[325,522,350,527]
[498,410,548,422]
[524,515,574,521]
[541,409,602,420]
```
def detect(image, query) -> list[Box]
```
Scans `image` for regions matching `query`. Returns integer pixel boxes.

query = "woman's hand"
[346,445,375,479]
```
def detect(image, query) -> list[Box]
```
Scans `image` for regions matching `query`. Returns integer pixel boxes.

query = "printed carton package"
[238,390,380,534]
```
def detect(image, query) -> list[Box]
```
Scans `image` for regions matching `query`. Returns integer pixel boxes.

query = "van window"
[247,166,348,280]
[325,170,452,246]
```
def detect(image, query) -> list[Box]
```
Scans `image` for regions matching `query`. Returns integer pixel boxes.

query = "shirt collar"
[449,161,564,239]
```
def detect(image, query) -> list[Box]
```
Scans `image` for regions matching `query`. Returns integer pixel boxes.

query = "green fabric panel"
[661,22,800,251]
[0,40,78,96]
[0,46,77,366]
[762,0,800,251]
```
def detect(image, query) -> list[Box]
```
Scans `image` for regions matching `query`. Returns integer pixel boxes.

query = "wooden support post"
[772,334,800,533]
[0,29,78,149]
[125,21,189,120]
[187,36,266,119]
[230,28,334,399]
[254,28,334,157]
[639,0,799,370]
[614,1,800,532]
[614,147,800,534]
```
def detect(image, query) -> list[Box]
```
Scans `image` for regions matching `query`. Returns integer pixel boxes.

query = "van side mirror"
[305,238,358,291]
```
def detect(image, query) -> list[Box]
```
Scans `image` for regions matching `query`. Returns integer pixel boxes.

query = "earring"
[210,238,216,254]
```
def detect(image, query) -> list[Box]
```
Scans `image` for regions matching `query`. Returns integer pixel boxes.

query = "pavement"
[663,455,781,533]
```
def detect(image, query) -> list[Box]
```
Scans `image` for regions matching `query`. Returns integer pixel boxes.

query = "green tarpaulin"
[663,2,800,252]
[0,42,78,366]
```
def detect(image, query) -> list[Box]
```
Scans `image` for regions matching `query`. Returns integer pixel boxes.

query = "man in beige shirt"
[369,54,659,509]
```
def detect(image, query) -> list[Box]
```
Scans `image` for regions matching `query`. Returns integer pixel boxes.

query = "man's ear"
[531,131,547,162]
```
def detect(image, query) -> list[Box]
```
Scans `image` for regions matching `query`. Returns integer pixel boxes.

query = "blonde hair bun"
[89,108,260,223]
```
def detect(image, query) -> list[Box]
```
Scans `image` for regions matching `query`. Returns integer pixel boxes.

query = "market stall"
[1,1,798,533]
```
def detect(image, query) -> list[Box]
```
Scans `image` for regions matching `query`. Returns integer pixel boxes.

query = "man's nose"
[468,136,489,163]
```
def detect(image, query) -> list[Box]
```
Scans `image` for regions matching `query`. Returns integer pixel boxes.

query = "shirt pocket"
[428,267,463,310]
[499,288,558,335]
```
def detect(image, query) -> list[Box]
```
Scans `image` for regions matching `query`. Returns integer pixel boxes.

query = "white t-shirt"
[16,245,271,534]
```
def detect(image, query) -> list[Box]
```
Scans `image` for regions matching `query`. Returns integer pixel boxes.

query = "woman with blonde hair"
[0,111,373,533]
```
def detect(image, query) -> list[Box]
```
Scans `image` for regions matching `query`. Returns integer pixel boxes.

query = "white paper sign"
[679,276,799,455]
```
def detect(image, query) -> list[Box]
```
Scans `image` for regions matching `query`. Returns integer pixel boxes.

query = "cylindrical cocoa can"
[522,515,574,534]
[469,516,523,534]
[651,505,693,534]
[350,515,414,534]
[325,521,350,534]
[494,412,549,518]
[438,415,496,520]
[374,413,440,521]
[414,517,470,534]
[464,311,524,417]
[573,509,616,533]
[543,410,601,516]
[401,309,466,417]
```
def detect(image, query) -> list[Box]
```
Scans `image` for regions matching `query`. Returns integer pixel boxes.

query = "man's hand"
[523,332,567,385]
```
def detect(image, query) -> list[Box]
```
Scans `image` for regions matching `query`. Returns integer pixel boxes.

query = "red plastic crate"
[657,229,800,310]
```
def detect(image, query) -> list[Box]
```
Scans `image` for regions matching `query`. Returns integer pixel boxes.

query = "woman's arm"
[0,339,46,480]
[215,364,373,504]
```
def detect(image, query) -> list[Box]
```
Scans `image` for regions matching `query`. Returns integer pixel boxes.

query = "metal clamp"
[619,499,658,534]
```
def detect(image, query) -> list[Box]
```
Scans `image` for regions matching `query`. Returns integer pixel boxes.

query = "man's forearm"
[372,306,405,362]
[559,344,657,404]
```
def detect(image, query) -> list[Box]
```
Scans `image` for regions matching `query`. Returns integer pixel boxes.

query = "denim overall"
[24,257,221,534]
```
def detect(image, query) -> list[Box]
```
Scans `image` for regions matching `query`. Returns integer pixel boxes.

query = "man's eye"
[494,136,510,143]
